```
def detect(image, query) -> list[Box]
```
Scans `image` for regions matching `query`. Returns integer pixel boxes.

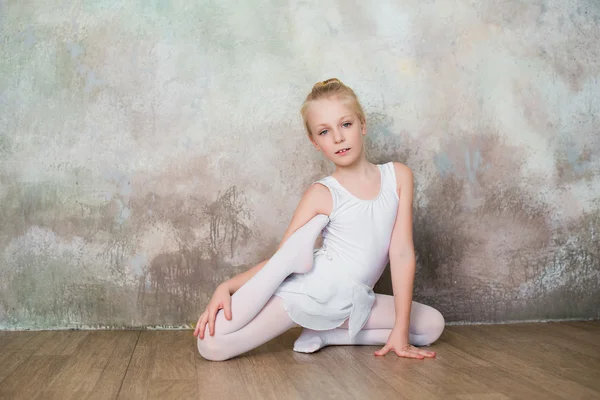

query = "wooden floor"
[0,321,598,399]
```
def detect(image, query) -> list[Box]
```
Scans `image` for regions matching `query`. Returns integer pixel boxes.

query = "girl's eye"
[319,130,328,135]
[343,122,352,128]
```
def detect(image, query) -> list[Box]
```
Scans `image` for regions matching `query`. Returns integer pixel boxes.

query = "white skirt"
[273,248,376,340]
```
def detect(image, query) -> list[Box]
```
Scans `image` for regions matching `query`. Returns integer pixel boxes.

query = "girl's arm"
[223,182,332,294]
[224,259,269,294]
[388,162,417,341]
[376,166,432,360]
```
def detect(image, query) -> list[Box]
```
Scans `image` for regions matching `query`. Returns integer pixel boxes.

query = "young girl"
[193,78,445,361]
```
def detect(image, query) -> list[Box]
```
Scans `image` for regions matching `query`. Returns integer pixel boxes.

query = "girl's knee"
[424,307,445,344]
[432,308,445,334]
[196,329,230,361]
[412,306,445,346]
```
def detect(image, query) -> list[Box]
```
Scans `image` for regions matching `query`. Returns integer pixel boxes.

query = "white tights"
[197,215,445,361]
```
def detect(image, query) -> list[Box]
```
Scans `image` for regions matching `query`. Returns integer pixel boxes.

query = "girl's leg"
[293,294,445,353]
[196,214,328,360]
[211,214,329,336]
[198,296,298,361]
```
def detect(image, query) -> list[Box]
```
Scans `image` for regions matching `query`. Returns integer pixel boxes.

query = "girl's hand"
[193,283,232,339]
[374,328,436,359]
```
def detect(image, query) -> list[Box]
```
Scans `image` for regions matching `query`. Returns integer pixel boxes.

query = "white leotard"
[274,162,399,339]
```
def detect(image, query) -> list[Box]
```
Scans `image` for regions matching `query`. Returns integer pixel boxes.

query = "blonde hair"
[300,78,366,138]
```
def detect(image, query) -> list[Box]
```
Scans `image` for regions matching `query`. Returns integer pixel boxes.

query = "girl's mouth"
[335,148,351,155]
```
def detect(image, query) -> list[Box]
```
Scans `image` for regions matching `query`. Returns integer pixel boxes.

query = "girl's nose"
[333,130,345,144]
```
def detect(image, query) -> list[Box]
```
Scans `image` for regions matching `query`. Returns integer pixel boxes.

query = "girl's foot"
[293,328,328,353]
[276,214,329,274]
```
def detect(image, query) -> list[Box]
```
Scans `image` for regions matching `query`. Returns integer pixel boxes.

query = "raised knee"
[197,332,230,362]
[412,307,445,346]
[426,308,445,344]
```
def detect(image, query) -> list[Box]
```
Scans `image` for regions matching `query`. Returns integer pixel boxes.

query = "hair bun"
[321,78,342,85]
[314,78,343,89]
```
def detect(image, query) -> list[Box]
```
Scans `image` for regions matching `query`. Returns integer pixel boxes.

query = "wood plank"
[342,326,501,399]
[0,331,58,384]
[448,394,512,400]
[0,331,11,349]
[151,330,196,380]
[39,331,118,399]
[147,379,198,400]
[458,365,565,400]
[307,342,403,399]
[147,330,197,399]
[488,322,600,355]
[406,349,504,398]
[476,324,600,390]
[554,322,600,349]
[0,330,90,395]
[0,331,39,351]
[445,326,600,398]
[117,330,157,399]
[34,331,135,400]
[265,328,351,400]
[195,334,251,400]
[87,331,140,400]
[34,330,90,356]
[0,347,39,384]
[564,321,600,332]
[349,343,445,400]
[10,330,59,351]
[0,355,69,399]
[118,330,198,400]
[349,333,503,400]
[235,334,304,400]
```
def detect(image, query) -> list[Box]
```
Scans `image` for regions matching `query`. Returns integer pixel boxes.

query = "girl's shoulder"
[303,180,334,215]
[390,161,413,194]
[390,161,412,177]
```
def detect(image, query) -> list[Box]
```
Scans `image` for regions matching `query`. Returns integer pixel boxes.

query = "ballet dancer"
[194,78,445,361]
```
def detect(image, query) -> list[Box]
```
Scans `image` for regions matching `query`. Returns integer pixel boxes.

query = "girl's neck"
[331,156,377,182]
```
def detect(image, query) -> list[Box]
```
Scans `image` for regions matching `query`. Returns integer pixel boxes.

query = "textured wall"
[1,0,599,329]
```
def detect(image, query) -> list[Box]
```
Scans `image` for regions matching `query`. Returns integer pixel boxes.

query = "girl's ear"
[361,121,367,136]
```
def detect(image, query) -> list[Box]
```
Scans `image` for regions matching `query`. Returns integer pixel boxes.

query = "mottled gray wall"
[1,0,599,330]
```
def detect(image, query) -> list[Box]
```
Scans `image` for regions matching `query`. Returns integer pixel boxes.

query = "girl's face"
[306,97,366,165]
